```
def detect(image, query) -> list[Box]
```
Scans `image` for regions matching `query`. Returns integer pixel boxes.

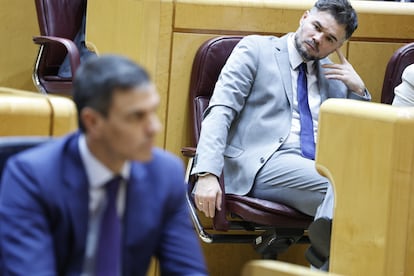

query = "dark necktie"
[95,175,122,276]
[297,63,315,160]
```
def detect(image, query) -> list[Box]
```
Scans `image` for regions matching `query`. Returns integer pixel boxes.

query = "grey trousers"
[249,143,331,217]
[315,181,333,219]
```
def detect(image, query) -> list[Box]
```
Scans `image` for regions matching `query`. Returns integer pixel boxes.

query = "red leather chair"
[182,36,313,258]
[32,0,86,96]
[381,42,414,104]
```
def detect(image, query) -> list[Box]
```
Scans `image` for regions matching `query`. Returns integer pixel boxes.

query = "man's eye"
[128,112,144,121]
[135,114,144,120]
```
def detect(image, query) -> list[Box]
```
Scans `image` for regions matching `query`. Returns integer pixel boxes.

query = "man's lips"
[305,41,318,52]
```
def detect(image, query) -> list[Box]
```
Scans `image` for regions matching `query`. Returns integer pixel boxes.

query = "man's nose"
[148,115,162,134]
[313,32,323,43]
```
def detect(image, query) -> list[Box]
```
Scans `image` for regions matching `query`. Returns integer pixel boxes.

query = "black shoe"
[305,246,328,269]
[305,217,332,269]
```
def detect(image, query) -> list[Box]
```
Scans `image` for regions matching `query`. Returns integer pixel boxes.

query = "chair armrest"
[181,146,229,230]
[181,146,196,157]
[33,35,81,78]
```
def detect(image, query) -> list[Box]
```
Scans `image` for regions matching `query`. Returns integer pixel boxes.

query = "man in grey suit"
[191,0,370,265]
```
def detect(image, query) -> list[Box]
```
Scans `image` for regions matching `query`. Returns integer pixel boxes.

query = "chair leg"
[32,45,48,94]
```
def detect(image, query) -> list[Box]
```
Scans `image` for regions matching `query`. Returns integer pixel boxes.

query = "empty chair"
[32,0,87,96]
[182,36,313,259]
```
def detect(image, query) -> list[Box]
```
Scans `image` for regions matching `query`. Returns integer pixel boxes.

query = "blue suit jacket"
[0,132,207,275]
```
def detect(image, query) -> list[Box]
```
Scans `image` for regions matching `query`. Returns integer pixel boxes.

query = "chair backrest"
[188,36,243,231]
[381,42,414,104]
[34,0,86,74]
[189,36,243,146]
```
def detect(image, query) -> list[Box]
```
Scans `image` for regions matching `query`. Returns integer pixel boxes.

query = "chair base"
[253,228,306,259]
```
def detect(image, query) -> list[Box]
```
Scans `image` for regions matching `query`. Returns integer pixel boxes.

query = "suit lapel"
[274,35,294,107]
[63,133,89,253]
[122,162,148,269]
[123,162,147,240]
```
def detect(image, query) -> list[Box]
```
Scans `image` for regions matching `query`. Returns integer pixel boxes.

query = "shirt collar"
[78,134,131,189]
[288,33,316,74]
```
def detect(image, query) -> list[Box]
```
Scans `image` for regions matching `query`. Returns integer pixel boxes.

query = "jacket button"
[279,137,284,143]
[260,157,265,163]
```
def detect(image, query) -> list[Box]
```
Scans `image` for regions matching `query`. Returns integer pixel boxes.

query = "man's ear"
[80,107,102,137]
[299,10,310,25]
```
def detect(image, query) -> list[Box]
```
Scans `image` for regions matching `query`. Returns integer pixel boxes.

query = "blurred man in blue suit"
[0,55,207,275]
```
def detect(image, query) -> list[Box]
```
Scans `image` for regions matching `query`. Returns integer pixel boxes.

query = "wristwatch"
[196,172,211,177]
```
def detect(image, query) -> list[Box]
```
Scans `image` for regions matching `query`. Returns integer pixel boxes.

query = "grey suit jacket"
[192,34,371,195]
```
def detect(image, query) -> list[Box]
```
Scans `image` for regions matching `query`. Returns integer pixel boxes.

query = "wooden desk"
[0,87,77,136]
[242,260,343,276]
[317,99,414,275]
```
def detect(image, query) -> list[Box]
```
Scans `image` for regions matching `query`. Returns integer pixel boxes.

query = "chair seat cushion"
[226,194,313,228]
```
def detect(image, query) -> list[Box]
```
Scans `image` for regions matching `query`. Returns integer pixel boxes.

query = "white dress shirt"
[78,134,130,275]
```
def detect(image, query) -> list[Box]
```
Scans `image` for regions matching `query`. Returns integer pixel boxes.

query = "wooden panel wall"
[87,0,414,156]
[0,1,39,91]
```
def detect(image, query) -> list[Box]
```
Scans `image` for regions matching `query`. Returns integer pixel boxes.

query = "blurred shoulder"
[241,34,282,44]
[151,147,183,167]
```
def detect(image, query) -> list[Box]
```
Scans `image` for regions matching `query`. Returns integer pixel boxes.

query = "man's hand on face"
[322,49,366,95]
[193,174,222,218]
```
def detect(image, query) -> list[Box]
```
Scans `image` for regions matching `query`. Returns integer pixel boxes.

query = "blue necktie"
[95,176,122,276]
[297,63,315,160]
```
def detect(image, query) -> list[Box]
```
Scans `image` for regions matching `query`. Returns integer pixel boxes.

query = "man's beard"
[294,33,319,62]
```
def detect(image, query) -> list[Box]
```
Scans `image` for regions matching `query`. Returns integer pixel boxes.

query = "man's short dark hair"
[73,55,150,132]
[313,0,358,40]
